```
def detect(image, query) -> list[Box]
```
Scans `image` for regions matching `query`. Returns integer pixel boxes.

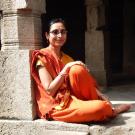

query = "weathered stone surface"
[0,0,45,13]
[85,31,106,85]
[0,120,89,135]
[0,112,135,135]
[0,0,15,10]
[85,0,106,85]
[16,0,46,13]
[0,15,1,46]
[1,11,42,50]
[89,125,135,135]
[0,0,46,50]
[0,50,36,120]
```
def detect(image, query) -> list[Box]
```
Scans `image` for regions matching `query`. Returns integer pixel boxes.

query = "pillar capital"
[85,0,103,7]
[0,0,45,13]
[0,0,46,51]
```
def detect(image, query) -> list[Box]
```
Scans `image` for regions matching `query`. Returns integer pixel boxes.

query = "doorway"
[105,0,135,85]
[41,0,86,62]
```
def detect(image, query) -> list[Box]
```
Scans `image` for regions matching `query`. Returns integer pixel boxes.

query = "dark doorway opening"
[108,0,124,74]
[41,0,86,62]
[105,0,135,85]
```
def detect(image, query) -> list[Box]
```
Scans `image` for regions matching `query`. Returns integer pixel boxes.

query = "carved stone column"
[85,0,107,86]
[0,0,46,120]
[0,13,1,49]
[0,0,45,50]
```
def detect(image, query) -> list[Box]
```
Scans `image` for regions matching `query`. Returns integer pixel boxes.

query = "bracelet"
[58,72,68,77]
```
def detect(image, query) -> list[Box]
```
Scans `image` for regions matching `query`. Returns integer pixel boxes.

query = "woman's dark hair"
[42,17,68,47]
[46,18,67,33]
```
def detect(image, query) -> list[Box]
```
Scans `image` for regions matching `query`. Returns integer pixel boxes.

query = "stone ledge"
[89,125,135,135]
[0,120,89,135]
[0,116,135,135]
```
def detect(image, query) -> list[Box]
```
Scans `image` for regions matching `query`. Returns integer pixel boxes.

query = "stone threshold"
[0,114,135,135]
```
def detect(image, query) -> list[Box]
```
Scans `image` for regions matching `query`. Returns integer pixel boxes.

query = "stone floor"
[88,83,135,135]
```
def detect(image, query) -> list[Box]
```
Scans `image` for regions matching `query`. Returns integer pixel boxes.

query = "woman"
[31,18,131,123]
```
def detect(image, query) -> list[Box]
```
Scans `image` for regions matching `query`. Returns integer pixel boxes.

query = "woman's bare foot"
[113,104,132,115]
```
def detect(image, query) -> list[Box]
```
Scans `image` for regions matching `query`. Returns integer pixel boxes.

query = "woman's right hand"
[61,61,87,74]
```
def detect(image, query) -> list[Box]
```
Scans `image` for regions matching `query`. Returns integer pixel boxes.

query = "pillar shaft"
[85,0,107,86]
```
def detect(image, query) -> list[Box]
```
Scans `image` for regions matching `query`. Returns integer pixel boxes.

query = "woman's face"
[46,22,67,48]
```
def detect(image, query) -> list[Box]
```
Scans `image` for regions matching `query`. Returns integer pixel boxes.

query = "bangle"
[58,72,68,77]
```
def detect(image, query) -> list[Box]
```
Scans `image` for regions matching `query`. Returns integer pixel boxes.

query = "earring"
[46,38,49,44]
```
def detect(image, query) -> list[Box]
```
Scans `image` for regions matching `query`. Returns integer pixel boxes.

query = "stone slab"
[0,115,135,135]
[0,50,36,120]
[0,120,89,135]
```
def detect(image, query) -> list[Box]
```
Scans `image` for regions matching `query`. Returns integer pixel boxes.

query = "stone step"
[0,113,135,135]
[0,120,89,135]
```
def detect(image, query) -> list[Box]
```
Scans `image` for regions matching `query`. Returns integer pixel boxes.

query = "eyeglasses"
[49,29,67,36]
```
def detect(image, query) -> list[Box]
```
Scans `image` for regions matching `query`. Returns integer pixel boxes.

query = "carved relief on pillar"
[0,0,46,50]
[86,7,98,32]
[0,0,45,13]
[15,0,46,13]
[85,0,105,33]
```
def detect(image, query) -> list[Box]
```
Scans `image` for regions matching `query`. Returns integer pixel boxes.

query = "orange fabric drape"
[31,48,114,122]
[31,48,73,118]
[50,65,114,122]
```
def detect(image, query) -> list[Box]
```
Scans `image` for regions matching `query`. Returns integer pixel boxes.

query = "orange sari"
[31,48,114,123]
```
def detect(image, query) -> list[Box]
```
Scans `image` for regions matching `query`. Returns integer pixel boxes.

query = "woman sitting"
[31,18,131,123]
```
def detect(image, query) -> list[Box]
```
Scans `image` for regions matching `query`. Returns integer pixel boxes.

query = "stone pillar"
[0,13,1,49]
[0,0,46,120]
[85,0,107,86]
[0,0,45,50]
[0,50,37,120]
